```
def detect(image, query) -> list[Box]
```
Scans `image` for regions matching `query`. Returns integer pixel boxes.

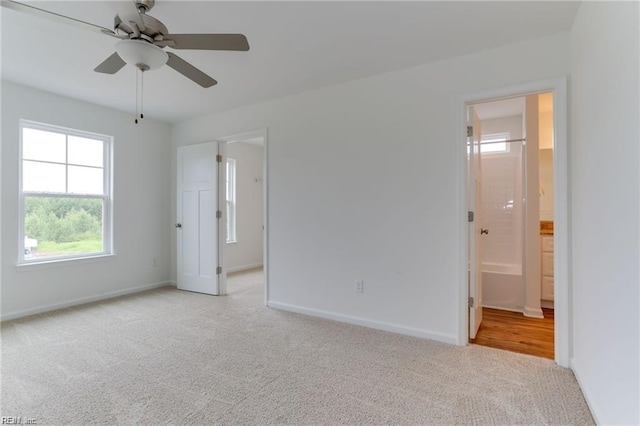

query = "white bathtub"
[482,262,524,311]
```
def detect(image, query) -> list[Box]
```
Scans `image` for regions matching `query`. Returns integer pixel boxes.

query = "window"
[19,120,112,263]
[480,133,509,154]
[226,158,237,243]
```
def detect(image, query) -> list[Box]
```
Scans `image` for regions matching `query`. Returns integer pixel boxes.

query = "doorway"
[218,130,268,304]
[468,93,554,358]
[460,78,568,366]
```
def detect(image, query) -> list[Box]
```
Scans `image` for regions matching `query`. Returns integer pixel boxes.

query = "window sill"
[16,253,116,272]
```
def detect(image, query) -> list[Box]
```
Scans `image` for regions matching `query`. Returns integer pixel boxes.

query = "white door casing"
[468,106,483,339]
[176,142,223,295]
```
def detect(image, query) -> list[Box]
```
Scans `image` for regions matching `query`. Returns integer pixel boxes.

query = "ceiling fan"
[2,0,250,88]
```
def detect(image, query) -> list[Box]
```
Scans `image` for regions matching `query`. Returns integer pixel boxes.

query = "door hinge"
[468,211,474,222]
[468,297,474,308]
[216,210,222,219]
[216,154,222,163]
[467,126,473,137]
[216,266,222,275]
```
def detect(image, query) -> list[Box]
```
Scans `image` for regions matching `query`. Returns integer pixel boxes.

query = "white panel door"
[468,106,483,339]
[177,142,221,295]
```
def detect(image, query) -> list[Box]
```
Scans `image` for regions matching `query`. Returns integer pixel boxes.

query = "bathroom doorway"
[464,88,561,361]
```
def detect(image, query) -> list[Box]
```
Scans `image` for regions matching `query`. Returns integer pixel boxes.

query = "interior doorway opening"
[466,91,557,360]
[218,130,268,304]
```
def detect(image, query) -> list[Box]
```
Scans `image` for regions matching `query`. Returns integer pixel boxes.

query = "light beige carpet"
[2,268,593,425]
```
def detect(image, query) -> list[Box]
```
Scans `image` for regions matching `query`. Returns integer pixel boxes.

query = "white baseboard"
[227,263,263,274]
[267,300,458,345]
[483,304,524,314]
[1,281,172,322]
[540,299,554,309]
[570,358,600,424]
[523,305,544,318]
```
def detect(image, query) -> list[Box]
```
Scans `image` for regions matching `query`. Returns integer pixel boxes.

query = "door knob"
[175,223,182,228]
[480,228,489,235]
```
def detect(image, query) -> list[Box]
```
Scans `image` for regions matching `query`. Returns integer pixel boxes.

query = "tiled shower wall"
[480,145,524,268]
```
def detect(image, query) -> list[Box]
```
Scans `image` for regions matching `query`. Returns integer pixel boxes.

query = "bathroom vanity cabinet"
[541,234,554,301]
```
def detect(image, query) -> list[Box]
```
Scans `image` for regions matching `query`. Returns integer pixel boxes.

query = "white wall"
[570,2,640,424]
[539,149,554,221]
[171,32,571,343]
[539,112,554,150]
[480,115,523,141]
[1,82,172,319]
[524,95,542,318]
[539,93,554,221]
[225,142,264,272]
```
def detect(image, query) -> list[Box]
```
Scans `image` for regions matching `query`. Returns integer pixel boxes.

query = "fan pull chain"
[140,69,144,120]
[135,68,139,124]
[134,68,146,124]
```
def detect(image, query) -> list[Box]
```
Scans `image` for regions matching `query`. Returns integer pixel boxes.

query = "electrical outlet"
[355,280,364,294]
[153,258,158,267]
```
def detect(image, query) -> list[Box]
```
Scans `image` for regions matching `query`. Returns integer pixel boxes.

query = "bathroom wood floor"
[471,307,554,359]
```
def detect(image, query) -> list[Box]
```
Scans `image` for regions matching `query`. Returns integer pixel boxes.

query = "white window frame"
[226,157,237,244]
[18,120,113,264]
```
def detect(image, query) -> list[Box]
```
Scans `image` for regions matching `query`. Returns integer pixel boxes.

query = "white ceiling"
[1,1,580,124]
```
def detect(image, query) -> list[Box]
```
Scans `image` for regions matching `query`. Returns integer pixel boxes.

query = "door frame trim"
[456,77,569,367]
[217,129,269,306]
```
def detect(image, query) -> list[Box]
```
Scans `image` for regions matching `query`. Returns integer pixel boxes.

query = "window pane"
[225,158,236,243]
[480,142,507,153]
[226,200,231,241]
[480,134,508,154]
[68,136,103,167]
[22,128,66,163]
[23,160,66,192]
[23,196,103,259]
[68,165,104,195]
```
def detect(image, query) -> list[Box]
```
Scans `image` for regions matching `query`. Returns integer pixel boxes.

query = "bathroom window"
[19,120,113,264]
[226,158,237,243]
[480,133,509,154]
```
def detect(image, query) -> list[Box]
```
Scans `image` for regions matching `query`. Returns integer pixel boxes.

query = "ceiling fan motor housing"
[115,12,169,42]
[135,0,155,13]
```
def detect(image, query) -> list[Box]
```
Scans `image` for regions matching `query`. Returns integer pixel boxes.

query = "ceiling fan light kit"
[3,0,250,121]
[115,39,168,71]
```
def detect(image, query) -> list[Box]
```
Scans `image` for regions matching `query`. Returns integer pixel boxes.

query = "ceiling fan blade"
[1,0,121,38]
[166,52,217,88]
[161,34,249,51]
[94,52,126,74]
